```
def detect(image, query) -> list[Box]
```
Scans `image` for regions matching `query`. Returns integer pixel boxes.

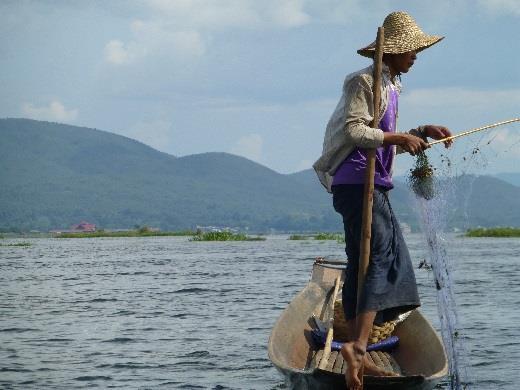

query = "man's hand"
[423,125,453,148]
[383,133,429,156]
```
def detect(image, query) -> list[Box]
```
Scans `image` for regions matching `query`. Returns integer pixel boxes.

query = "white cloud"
[270,0,310,27]
[21,100,78,122]
[104,20,204,66]
[103,0,311,67]
[139,0,520,32]
[104,40,133,65]
[131,19,205,58]
[400,87,520,132]
[403,87,520,111]
[145,0,310,29]
[167,29,205,57]
[145,0,260,28]
[478,0,520,16]
[481,127,520,158]
[230,133,264,162]
[103,1,312,67]
[302,0,374,24]
[393,87,520,177]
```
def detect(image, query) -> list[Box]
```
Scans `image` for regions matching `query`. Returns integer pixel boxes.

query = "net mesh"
[413,180,470,389]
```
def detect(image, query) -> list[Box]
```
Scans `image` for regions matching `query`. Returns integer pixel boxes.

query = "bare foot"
[340,341,365,389]
[363,355,399,377]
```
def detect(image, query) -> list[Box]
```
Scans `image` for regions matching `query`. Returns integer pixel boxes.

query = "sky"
[1,0,519,175]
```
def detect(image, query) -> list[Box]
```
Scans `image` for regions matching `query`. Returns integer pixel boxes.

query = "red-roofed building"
[71,221,96,232]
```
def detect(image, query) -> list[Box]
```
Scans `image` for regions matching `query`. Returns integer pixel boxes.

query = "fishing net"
[406,122,520,389]
[409,118,520,201]
[413,182,470,389]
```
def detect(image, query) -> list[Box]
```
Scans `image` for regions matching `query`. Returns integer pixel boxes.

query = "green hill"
[1,118,519,232]
[492,172,520,187]
[0,118,337,232]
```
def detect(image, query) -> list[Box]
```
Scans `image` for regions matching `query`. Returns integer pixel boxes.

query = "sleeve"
[343,76,385,148]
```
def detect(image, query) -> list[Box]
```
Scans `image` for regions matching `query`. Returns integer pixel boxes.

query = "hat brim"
[357,35,444,58]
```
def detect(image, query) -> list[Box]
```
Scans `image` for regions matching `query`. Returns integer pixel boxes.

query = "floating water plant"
[190,231,265,241]
[313,232,344,240]
[466,227,520,237]
[288,234,311,240]
[0,242,31,247]
[56,229,196,238]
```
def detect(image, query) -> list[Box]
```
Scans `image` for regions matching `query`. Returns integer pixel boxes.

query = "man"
[313,11,453,389]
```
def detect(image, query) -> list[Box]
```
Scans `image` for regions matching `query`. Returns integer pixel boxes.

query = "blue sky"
[1,0,519,175]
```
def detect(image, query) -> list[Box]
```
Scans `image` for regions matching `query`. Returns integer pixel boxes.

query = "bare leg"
[340,311,376,389]
[363,356,399,377]
[342,318,397,377]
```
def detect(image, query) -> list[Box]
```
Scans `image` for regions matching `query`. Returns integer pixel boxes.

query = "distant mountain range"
[1,118,519,232]
[492,172,520,187]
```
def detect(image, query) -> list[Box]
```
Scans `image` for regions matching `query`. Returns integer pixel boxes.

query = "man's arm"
[384,132,428,156]
[391,125,453,156]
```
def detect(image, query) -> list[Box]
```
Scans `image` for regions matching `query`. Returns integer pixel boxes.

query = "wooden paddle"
[356,26,385,389]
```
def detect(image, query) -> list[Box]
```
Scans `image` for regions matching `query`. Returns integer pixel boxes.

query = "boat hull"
[268,262,447,390]
[275,366,443,390]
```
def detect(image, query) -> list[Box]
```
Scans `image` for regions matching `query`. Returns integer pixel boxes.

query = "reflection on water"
[1,235,519,389]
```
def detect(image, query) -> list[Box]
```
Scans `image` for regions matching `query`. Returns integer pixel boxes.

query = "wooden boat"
[268,260,448,389]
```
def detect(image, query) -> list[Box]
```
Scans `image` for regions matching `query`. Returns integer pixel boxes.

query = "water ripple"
[1,235,519,389]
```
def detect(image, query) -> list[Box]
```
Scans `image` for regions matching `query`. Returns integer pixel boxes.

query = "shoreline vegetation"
[289,233,345,242]
[53,227,265,241]
[190,231,265,241]
[465,227,520,237]
[5,228,520,240]
[0,242,31,247]
[55,227,196,238]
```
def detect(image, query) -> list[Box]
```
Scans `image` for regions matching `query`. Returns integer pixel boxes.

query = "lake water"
[1,234,519,389]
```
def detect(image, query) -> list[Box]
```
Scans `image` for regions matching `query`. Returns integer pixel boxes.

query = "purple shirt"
[332,85,398,189]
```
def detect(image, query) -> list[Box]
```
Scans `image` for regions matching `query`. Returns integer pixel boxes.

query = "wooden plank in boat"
[369,351,402,375]
[325,350,338,372]
[310,349,323,369]
[366,351,375,366]
[332,350,345,374]
[384,352,403,375]
[369,350,384,369]
[379,351,397,374]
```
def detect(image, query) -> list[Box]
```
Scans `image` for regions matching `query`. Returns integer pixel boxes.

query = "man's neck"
[382,61,399,83]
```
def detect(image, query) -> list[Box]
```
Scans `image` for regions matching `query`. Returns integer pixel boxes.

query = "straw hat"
[357,11,443,58]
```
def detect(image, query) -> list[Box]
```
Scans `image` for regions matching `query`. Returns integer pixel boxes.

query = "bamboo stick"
[318,276,341,370]
[356,26,385,390]
[357,27,384,311]
[427,118,520,146]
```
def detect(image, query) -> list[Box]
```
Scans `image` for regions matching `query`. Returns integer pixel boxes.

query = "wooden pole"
[318,276,341,370]
[357,27,385,315]
[356,26,385,389]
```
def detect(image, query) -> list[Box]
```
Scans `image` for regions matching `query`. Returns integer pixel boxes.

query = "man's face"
[386,51,417,74]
